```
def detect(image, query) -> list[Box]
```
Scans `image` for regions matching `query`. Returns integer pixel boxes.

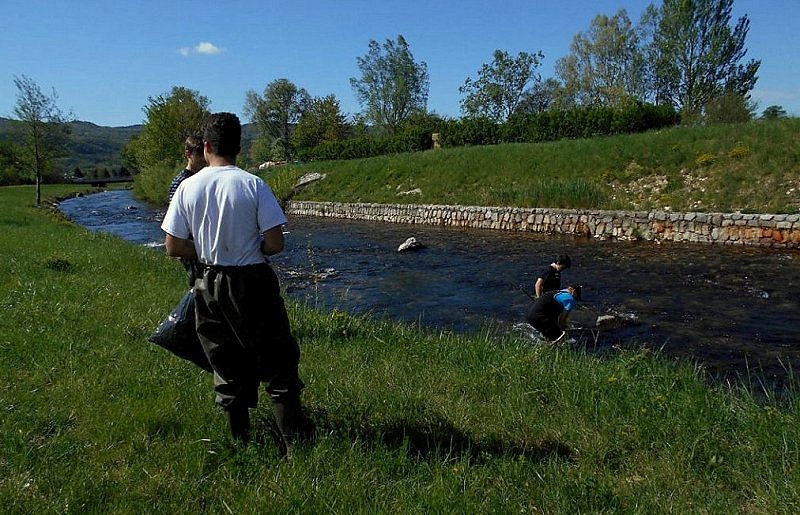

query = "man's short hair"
[556,254,572,268]
[203,112,241,159]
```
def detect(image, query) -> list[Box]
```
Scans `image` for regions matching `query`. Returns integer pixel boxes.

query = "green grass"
[266,118,800,213]
[1,184,799,512]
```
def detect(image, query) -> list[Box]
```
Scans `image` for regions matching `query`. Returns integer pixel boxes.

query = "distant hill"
[0,117,257,173]
[0,117,142,172]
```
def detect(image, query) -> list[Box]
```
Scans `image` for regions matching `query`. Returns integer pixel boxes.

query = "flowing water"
[59,189,800,390]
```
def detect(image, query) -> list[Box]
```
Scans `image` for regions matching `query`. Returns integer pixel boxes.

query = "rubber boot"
[226,407,251,444]
[272,396,314,459]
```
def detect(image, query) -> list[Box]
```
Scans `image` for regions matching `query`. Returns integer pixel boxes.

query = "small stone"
[596,315,620,329]
[398,237,425,252]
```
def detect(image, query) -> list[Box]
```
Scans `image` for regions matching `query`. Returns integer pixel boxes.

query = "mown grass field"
[1,184,799,512]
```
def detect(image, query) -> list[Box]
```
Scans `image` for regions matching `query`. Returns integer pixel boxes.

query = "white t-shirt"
[161,165,287,266]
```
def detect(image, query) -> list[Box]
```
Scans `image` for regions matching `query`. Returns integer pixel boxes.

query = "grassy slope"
[264,118,800,214]
[1,184,799,512]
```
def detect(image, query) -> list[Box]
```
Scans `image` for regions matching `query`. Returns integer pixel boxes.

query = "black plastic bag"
[148,289,212,372]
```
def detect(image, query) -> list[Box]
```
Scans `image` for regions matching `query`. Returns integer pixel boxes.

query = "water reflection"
[59,190,800,390]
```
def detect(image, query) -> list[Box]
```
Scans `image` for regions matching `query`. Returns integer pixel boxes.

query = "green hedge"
[501,103,679,143]
[297,125,434,162]
[298,102,679,161]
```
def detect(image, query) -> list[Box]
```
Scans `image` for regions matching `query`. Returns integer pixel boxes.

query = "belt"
[199,262,269,273]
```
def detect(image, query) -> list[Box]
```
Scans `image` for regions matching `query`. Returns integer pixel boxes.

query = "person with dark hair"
[534,254,572,298]
[168,134,206,203]
[526,284,582,343]
[168,134,206,286]
[161,112,312,452]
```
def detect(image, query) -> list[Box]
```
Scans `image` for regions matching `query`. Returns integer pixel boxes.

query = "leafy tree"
[555,10,647,107]
[350,35,429,135]
[459,49,545,122]
[642,0,760,117]
[291,94,349,154]
[247,137,276,166]
[13,75,72,205]
[244,78,310,161]
[761,105,787,120]
[123,86,209,172]
[516,78,565,114]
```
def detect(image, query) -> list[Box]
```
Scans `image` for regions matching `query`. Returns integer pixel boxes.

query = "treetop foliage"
[555,10,647,107]
[122,86,210,172]
[459,49,545,122]
[244,78,311,161]
[350,34,430,135]
[291,94,349,154]
[644,0,760,116]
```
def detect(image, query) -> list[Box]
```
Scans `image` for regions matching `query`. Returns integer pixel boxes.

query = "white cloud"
[195,42,223,55]
[177,41,225,57]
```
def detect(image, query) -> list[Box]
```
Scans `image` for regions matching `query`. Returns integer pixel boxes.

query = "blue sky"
[1,0,797,127]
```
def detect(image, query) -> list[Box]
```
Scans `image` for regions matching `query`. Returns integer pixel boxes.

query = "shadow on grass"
[310,407,573,464]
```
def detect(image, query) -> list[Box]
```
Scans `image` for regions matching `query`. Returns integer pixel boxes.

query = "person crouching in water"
[526,284,582,343]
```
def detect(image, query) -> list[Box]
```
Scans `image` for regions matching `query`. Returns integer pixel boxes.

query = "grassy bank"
[1,184,799,512]
[260,118,800,214]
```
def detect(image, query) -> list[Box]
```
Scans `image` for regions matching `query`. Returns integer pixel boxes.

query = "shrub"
[299,103,679,161]
[727,145,751,159]
[612,102,678,133]
[439,117,500,147]
[131,159,180,205]
[260,166,306,202]
[695,153,718,167]
[500,103,679,145]
[705,92,755,124]
[300,127,436,162]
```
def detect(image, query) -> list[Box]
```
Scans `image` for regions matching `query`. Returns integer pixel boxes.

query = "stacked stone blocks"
[285,201,800,248]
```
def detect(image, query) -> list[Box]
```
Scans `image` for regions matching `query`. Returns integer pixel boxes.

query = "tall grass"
[278,118,800,213]
[2,185,799,512]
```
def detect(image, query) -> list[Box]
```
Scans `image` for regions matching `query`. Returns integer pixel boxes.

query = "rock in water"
[398,237,425,252]
[596,314,619,329]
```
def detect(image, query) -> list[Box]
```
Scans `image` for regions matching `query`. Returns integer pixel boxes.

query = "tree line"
[3,0,791,204]
[127,0,778,174]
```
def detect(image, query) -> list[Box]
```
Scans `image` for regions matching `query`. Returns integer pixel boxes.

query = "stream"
[58,189,800,392]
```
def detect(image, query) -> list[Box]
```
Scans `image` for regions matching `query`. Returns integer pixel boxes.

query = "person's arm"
[261,225,285,256]
[534,277,544,297]
[165,233,198,260]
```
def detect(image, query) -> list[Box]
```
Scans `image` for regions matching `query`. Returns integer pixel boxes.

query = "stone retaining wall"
[285,201,800,248]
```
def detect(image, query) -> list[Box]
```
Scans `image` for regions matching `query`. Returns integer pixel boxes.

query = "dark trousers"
[194,263,303,411]
[527,315,563,341]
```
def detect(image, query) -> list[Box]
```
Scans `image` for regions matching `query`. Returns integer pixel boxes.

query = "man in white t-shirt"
[161,112,312,450]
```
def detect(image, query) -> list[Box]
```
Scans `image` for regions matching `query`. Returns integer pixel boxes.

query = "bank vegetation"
[269,117,800,215]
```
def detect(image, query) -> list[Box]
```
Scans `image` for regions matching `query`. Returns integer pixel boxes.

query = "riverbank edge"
[285,200,800,248]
